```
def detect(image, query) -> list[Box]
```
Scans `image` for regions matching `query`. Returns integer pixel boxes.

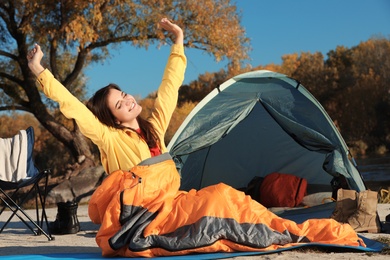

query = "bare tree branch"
[0,105,31,112]
[0,50,17,61]
[0,71,23,86]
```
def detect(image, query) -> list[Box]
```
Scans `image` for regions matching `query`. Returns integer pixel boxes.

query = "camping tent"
[167,70,366,197]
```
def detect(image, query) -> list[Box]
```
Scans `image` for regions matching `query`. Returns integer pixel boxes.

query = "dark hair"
[86,84,160,149]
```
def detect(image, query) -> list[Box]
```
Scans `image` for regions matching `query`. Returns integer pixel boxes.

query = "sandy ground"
[0,204,390,259]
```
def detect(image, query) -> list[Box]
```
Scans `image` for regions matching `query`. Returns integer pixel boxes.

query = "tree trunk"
[33,102,96,165]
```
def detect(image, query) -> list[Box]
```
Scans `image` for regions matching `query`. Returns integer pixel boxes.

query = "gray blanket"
[0,130,28,182]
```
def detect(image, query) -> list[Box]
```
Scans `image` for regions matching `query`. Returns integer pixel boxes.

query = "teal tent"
[168,70,366,197]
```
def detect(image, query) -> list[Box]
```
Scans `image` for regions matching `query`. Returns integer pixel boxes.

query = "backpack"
[244,172,307,208]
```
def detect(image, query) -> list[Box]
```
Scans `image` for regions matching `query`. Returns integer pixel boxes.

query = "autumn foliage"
[0,1,389,174]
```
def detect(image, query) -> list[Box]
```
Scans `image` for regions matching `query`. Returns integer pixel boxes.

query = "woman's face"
[107,88,142,129]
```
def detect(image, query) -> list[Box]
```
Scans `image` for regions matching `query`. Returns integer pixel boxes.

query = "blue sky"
[85,0,390,98]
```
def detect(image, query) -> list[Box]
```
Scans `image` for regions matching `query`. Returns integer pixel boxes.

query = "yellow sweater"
[37,44,186,174]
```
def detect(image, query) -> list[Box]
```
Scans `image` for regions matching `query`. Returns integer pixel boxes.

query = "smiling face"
[107,88,142,129]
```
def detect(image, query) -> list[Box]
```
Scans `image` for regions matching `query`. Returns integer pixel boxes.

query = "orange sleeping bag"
[88,153,363,258]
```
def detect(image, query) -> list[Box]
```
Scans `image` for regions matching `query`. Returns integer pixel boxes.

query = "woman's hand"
[159,18,184,46]
[27,44,45,76]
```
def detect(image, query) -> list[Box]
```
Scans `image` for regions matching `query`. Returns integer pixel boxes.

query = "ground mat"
[1,203,386,259]
[0,235,385,260]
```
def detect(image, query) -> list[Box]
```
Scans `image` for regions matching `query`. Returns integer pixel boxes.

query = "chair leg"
[35,171,53,240]
[0,189,39,235]
[0,171,53,241]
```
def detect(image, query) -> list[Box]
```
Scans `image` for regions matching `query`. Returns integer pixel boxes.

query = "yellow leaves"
[166,101,196,144]
[14,0,249,71]
[359,68,381,92]
[0,113,40,138]
[176,0,249,65]
[64,17,100,47]
[281,53,300,75]
[261,64,283,74]
[60,1,109,47]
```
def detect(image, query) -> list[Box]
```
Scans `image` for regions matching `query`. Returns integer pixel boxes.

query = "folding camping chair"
[0,126,53,240]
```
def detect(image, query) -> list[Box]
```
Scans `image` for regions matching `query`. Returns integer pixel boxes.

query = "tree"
[0,0,250,166]
[178,69,229,105]
[276,37,390,155]
[337,38,390,149]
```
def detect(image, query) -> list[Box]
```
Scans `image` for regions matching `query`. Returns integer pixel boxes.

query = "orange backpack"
[258,172,307,208]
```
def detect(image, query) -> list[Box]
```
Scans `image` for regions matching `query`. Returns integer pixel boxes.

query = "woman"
[27,18,185,174]
[27,18,363,258]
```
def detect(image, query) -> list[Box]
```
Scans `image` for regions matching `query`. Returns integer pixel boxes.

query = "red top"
[136,129,161,157]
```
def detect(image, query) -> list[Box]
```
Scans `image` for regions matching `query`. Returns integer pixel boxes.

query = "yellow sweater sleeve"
[149,44,187,152]
[36,70,107,148]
